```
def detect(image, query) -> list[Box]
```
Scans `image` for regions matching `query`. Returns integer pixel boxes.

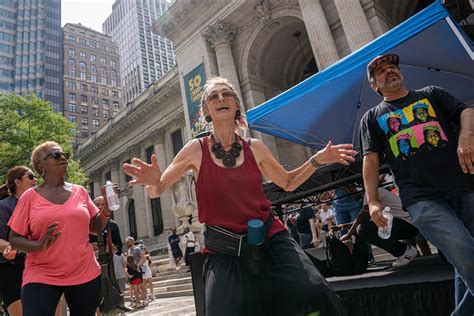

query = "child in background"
[140,245,154,301]
[125,255,146,309]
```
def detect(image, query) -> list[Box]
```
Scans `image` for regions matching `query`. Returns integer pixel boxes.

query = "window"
[92,96,99,106]
[113,101,119,110]
[80,51,86,60]
[68,103,76,112]
[81,106,88,114]
[92,108,99,116]
[68,92,76,102]
[91,86,98,94]
[68,81,76,89]
[81,117,88,126]
[80,94,87,105]
[128,200,137,239]
[89,41,96,49]
[69,59,75,68]
[150,198,164,236]
[111,79,116,87]
[80,72,86,80]
[70,128,77,136]
[68,35,76,42]
[80,62,86,70]
[69,69,75,77]
[90,65,96,73]
[69,48,75,57]
[101,89,109,96]
[68,115,76,122]
[171,129,183,157]
[112,90,119,98]
[102,99,109,107]
[79,38,86,45]
[91,75,97,83]
[100,57,106,66]
[110,60,116,67]
[90,54,96,63]
[80,83,87,92]
[81,129,89,138]
[101,68,107,76]
[92,119,99,128]
[99,44,106,51]
[103,109,110,118]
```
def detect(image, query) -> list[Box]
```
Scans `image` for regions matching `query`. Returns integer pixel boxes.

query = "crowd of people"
[0,52,472,315]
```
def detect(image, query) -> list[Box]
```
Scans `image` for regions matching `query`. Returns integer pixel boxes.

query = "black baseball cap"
[367,54,399,82]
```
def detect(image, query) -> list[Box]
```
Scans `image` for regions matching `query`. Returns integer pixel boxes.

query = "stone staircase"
[124,255,194,300]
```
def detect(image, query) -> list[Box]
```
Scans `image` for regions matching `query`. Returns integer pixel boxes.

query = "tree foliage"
[0,93,88,185]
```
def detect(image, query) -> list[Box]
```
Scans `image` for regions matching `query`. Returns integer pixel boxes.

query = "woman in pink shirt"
[8,141,111,316]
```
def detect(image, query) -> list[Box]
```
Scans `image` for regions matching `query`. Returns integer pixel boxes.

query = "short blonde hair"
[31,141,62,175]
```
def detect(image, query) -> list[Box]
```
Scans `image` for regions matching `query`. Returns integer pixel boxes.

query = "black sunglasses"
[21,173,37,180]
[43,151,70,161]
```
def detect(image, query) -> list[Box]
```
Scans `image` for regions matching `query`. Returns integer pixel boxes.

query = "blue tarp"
[247,2,474,150]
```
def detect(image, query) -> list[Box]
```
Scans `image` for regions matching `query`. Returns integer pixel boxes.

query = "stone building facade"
[76,0,428,247]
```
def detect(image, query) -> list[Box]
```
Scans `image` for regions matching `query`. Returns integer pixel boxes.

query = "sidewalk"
[125,296,196,316]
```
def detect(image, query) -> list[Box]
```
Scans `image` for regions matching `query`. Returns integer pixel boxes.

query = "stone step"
[155,289,194,299]
[155,283,194,294]
[154,276,192,287]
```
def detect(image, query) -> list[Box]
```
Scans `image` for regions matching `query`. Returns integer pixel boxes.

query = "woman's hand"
[123,154,162,197]
[313,141,357,166]
[36,222,61,251]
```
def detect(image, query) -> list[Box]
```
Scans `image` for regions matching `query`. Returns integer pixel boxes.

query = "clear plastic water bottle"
[378,207,393,239]
[105,181,120,211]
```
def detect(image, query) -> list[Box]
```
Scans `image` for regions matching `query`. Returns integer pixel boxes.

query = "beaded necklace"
[210,134,242,168]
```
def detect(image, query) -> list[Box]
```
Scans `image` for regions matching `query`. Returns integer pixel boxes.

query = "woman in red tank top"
[124,77,355,316]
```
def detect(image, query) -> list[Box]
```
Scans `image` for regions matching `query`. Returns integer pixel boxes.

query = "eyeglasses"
[43,151,70,161]
[206,90,237,103]
[21,174,36,180]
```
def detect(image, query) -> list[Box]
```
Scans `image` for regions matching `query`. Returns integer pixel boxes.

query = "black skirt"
[202,230,346,316]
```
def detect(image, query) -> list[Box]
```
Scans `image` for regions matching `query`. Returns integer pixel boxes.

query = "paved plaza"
[125,296,196,316]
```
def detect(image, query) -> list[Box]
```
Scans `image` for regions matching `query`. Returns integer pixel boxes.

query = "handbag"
[95,217,127,314]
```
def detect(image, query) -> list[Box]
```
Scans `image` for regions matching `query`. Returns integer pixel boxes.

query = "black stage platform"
[190,253,454,316]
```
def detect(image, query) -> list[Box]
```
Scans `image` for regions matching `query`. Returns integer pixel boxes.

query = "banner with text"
[184,64,210,137]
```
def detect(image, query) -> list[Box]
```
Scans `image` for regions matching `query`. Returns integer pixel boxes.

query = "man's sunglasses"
[43,151,70,161]
[21,174,37,180]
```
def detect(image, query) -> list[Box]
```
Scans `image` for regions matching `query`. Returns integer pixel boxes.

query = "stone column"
[90,171,102,199]
[203,21,242,97]
[298,0,340,69]
[334,0,374,51]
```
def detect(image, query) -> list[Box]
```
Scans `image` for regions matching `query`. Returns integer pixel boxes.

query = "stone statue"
[170,171,196,229]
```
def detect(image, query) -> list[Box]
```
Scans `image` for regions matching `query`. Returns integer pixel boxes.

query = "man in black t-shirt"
[360,53,474,315]
[295,202,318,249]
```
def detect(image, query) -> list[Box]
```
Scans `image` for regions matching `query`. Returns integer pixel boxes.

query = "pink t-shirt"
[8,185,101,287]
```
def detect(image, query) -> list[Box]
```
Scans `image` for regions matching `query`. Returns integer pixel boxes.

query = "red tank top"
[195,136,285,237]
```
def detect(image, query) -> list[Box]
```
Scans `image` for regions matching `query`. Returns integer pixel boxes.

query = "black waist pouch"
[204,217,274,275]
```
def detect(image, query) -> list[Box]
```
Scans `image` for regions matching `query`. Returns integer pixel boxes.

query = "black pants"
[185,246,194,266]
[358,218,419,257]
[202,230,346,316]
[0,262,23,307]
[22,275,100,316]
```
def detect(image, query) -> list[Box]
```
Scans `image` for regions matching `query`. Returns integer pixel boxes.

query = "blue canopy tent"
[247,1,474,150]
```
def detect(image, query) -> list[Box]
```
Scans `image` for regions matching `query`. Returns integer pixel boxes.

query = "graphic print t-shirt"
[360,86,473,207]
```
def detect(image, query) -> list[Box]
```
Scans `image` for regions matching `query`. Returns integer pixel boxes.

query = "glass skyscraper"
[0,0,63,111]
[103,0,175,104]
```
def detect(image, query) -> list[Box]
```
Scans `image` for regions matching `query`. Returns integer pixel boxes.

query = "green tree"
[0,93,88,185]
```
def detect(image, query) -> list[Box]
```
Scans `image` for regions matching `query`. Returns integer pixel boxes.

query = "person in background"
[295,201,319,249]
[8,141,112,316]
[168,228,183,268]
[140,245,154,301]
[0,166,36,316]
[89,196,123,255]
[318,203,334,233]
[125,255,146,309]
[183,226,195,269]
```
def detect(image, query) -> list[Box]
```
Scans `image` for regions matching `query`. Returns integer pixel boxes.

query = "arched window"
[128,199,137,239]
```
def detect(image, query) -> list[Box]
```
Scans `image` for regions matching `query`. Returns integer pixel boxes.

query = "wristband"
[310,157,324,168]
